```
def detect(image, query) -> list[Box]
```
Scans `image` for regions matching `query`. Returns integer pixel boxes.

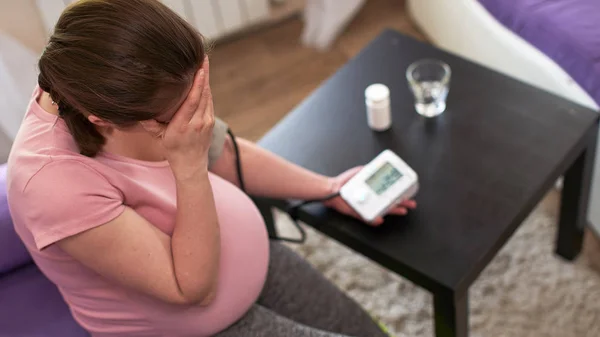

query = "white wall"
[0,0,43,142]
[0,0,47,54]
[34,0,271,41]
[0,34,38,140]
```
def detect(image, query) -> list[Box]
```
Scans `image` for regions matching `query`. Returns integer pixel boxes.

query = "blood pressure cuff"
[208,117,229,168]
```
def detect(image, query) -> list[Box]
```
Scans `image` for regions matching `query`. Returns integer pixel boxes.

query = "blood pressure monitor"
[340,150,419,222]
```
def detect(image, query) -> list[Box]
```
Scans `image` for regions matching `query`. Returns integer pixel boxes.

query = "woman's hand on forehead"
[161,56,215,171]
[141,57,209,135]
[170,58,209,126]
[156,58,208,125]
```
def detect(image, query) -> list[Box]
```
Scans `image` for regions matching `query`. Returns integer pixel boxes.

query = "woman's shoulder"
[7,155,125,250]
[8,153,112,198]
[8,90,107,194]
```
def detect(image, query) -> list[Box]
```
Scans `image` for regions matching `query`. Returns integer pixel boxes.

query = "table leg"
[434,289,468,337]
[252,197,278,239]
[556,128,598,260]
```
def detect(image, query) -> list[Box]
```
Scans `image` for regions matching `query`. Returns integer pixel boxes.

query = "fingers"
[338,204,384,227]
[331,195,416,228]
[384,200,416,217]
[337,166,363,184]
[400,200,417,209]
[202,56,210,86]
[371,200,417,225]
[190,57,213,126]
[345,166,363,176]
[387,207,408,216]
[170,68,205,126]
[334,202,378,226]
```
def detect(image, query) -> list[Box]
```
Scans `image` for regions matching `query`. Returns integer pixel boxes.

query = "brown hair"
[38,0,206,157]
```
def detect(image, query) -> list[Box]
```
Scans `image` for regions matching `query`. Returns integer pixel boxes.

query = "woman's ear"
[88,115,113,128]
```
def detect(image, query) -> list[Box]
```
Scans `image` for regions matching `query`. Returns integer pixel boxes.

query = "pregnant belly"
[141,174,270,337]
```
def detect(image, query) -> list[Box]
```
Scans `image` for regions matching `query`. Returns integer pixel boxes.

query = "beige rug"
[274,191,600,337]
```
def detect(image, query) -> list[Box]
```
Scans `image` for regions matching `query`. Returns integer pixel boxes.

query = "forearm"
[211,136,334,199]
[171,171,220,303]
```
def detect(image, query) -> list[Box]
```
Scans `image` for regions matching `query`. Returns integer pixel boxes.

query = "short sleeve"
[21,160,125,250]
[208,117,229,168]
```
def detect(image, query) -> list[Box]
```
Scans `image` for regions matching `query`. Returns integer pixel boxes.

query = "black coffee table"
[255,30,599,337]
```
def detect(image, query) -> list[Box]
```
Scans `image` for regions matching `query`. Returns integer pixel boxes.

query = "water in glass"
[406,60,451,118]
[411,80,449,117]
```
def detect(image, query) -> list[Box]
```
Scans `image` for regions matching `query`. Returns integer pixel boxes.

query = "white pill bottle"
[365,83,392,131]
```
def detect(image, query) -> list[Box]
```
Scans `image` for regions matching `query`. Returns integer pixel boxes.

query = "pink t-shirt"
[7,87,270,337]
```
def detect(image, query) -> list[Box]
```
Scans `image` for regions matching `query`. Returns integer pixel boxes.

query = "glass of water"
[406,59,451,117]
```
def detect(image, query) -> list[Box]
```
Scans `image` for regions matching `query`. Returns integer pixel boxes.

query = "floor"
[210,0,425,141]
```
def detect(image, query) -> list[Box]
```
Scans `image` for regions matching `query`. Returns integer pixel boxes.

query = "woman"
[7,1,415,336]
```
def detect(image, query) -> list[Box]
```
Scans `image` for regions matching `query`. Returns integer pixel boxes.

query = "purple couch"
[479,0,600,106]
[0,164,89,337]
